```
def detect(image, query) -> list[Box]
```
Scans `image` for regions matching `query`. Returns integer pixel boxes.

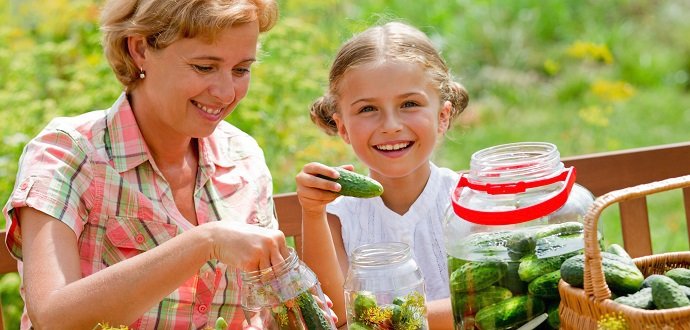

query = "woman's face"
[134,21,259,139]
[332,60,451,180]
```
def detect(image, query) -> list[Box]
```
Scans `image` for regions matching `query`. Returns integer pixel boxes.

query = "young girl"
[295,21,469,328]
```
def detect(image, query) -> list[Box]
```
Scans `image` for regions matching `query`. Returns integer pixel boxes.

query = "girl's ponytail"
[309,95,339,136]
[447,81,469,122]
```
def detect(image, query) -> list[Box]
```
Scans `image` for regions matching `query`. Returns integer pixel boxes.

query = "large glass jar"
[241,247,336,330]
[344,242,429,330]
[444,142,595,330]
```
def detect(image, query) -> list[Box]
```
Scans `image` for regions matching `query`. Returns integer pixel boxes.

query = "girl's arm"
[426,298,454,329]
[18,207,287,329]
[302,210,347,327]
[297,162,351,326]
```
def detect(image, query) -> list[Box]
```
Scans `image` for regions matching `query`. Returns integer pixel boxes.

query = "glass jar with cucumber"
[344,242,429,330]
[444,142,596,330]
[240,247,336,330]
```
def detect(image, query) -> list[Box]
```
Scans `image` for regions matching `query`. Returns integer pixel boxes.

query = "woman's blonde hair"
[310,21,469,136]
[100,0,278,90]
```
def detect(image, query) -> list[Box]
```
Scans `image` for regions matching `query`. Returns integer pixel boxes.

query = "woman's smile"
[191,100,225,116]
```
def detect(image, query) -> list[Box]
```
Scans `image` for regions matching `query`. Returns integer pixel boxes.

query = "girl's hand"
[295,162,353,213]
[322,293,339,324]
[207,222,289,272]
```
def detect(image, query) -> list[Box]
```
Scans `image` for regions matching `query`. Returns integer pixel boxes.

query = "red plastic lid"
[451,167,576,225]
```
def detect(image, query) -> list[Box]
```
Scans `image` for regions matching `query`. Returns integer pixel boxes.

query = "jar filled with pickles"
[344,242,429,330]
[443,142,596,330]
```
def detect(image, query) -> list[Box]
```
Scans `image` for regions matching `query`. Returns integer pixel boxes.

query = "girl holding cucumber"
[295,21,469,329]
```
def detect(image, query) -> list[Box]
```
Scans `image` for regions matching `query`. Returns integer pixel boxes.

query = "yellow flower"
[591,80,635,102]
[567,41,614,64]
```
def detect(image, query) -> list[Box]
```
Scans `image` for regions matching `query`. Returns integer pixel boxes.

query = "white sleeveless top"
[327,163,460,300]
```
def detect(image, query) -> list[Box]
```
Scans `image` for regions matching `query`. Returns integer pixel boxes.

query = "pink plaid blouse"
[3,93,277,329]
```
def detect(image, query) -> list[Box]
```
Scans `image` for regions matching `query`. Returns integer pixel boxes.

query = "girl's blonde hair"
[100,0,278,90]
[311,21,469,136]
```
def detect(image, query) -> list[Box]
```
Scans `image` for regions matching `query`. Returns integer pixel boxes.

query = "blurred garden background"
[1,0,690,327]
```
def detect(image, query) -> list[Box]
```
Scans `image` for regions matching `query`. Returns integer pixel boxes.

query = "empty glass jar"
[241,247,336,330]
[344,242,429,330]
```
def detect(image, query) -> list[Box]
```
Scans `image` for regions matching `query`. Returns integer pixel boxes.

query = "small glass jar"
[241,248,336,330]
[344,242,429,330]
[444,142,596,329]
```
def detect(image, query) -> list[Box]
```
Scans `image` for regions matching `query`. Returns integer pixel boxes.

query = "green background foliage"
[1,0,690,328]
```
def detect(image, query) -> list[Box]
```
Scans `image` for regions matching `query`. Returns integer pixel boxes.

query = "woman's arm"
[19,207,287,329]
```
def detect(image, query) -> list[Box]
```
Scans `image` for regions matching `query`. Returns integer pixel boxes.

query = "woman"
[2,0,301,328]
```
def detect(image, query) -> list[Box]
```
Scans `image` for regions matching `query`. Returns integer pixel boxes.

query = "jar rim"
[350,242,411,267]
[469,142,563,182]
[240,247,298,282]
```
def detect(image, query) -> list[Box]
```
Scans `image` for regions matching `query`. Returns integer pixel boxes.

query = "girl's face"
[133,21,259,140]
[333,60,451,180]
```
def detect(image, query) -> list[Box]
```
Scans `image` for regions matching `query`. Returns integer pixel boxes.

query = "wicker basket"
[559,174,690,330]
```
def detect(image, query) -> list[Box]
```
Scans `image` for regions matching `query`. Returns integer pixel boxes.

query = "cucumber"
[353,291,377,320]
[642,274,665,289]
[534,222,584,239]
[474,296,545,330]
[518,251,578,282]
[296,292,332,330]
[319,167,383,198]
[613,287,654,309]
[527,270,561,299]
[681,285,690,300]
[453,285,513,315]
[648,275,690,309]
[546,304,560,329]
[559,253,644,295]
[465,231,514,249]
[450,261,508,293]
[215,317,228,330]
[665,268,690,287]
[506,231,536,256]
[348,322,373,330]
[606,243,633,263]
[497,262,527,295]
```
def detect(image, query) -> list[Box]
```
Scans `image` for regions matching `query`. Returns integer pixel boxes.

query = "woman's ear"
[438,100,452,134]
[332,113,351,144]
[127,35,148,68]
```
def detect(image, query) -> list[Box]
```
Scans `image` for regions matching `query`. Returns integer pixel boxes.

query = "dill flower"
[597,312,629,330]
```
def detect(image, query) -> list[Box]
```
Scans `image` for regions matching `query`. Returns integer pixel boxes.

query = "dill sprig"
[597,312,629,330]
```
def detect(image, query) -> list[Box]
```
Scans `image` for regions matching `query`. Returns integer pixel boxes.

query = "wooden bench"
[1,141,690,326]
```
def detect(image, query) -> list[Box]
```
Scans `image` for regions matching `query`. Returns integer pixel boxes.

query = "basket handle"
[583,174,690,302]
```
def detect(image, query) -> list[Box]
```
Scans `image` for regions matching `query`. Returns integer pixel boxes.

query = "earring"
[139,67,146,79]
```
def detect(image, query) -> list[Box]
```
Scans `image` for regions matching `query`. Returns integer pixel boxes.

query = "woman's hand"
[295,162,352,214]
[207,222,289,272]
